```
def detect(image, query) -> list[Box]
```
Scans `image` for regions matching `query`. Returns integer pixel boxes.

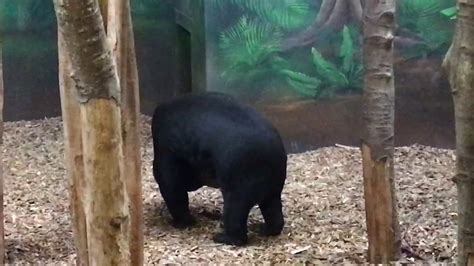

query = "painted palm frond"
[219,16,284,83]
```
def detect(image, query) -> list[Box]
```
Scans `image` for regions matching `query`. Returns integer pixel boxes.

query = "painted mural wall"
[0,0,457,152]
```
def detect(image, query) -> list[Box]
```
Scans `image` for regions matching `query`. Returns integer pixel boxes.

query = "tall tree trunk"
[0,41,5,265]
[53,0,130,264]
[443,1,474,265]
[105,1,143,264]
[57,33,89,265]
[361,0,401,263]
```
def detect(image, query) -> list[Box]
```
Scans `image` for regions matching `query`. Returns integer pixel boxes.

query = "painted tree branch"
[442,0,474,264]
[283,0,356,50]
[282,0,425,52]
[361,0,401,263]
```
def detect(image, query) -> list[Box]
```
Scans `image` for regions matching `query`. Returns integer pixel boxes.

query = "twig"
[335,143,359,149]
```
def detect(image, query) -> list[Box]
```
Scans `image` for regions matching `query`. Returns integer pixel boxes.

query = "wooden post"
[443,0,474,264]
[106,1,143,264]
[54,0,130,264]
[57,32,89,265]
[361,0,401,263]
[0,40,5,266]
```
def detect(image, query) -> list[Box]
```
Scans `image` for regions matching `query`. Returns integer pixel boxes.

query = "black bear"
[151,92,287,246]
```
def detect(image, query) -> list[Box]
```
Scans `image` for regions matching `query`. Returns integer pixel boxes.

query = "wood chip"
[291,245,311,255]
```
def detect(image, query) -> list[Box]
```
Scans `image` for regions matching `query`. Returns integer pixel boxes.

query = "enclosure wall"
[1,0,456,153]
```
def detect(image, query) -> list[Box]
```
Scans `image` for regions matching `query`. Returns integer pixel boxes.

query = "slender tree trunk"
[0,41,5,265]
[361,0,401,263]
[57,33,89,265]
[106,1,143,264]
[53,0,130,264]
[443,1,474,265]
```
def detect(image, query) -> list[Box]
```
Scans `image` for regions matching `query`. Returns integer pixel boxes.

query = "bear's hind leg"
[213,189,254,246]
[258,192,284,236]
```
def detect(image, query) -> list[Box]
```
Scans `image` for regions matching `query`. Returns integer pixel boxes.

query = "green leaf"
[281,69,321,85]
[269,56,291,70]
[311,47,348,87]
[339,25,354,74]
[287,79,319,97]
[280,69,321,97]
[348,63,364,90]
[440,6,457,19]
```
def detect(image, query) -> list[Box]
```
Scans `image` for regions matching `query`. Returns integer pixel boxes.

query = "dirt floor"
[3,116,456,264]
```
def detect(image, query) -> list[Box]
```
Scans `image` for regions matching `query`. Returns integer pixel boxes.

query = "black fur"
[151,92,287,246]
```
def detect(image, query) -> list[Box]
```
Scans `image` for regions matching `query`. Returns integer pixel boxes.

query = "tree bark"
[361,0,401,263]
[53,0,130,264]
[442,1,474,265]
[106,1,143,264]
[0,41,5,266]
[57,32,89,265]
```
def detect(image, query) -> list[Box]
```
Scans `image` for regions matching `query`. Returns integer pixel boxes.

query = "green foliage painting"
[284,26,363,98]
[211,0,455,99]
[2,0,457,101]
[397,0,456,58]
[218,16,284,86]
[211,0,319,97]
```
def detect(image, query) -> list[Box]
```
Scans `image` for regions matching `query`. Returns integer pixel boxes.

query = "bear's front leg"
[154,155,196,228]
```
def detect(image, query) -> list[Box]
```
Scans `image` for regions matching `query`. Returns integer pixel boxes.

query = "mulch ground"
[3,116,457,264]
